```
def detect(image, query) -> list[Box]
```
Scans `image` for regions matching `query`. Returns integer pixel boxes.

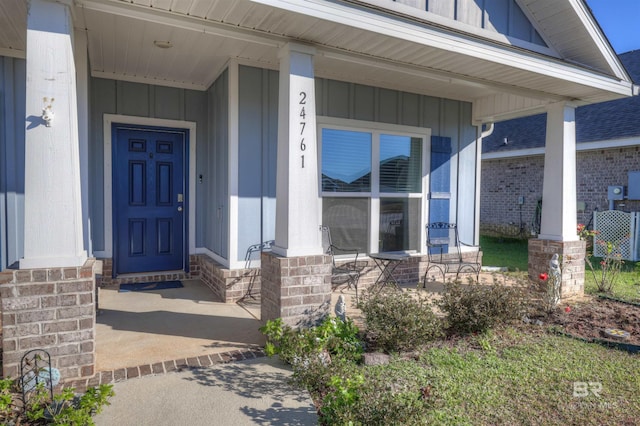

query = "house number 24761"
[299,91,307,168]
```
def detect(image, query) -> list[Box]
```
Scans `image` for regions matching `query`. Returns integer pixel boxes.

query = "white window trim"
[317,117,431,255]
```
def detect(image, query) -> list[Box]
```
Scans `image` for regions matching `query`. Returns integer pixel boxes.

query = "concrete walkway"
[94,356,318,426]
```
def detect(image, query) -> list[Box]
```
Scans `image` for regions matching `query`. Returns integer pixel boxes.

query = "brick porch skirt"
[0,259,101,380]
[528,239,586,299]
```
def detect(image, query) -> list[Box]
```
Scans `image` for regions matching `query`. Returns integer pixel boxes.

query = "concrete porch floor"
[96,279,264,372]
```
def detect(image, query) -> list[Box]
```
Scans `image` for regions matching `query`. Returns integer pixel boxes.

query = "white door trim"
[95,114,197,260]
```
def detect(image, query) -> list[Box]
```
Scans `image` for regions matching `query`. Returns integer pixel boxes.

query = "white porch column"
[538,102,579,242]
[272,43,323,257]
[21,0,87,268]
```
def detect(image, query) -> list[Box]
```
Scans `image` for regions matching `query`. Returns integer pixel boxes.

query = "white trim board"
[95,115,197,264]
[481,136,640,160]
[252,0,633,96]
[317,116,432,255]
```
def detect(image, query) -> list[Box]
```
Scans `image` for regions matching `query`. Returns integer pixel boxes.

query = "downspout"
[481,122,494,139]
[474,122,493,245]
[473,122,495,245]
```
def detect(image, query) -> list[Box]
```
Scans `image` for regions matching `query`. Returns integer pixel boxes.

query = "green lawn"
[480,235,640,302]
[297,325,640,425]
[480,235,528,272]
[416,328,640,425]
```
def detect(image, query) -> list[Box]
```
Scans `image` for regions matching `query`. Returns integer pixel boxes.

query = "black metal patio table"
[369,252,410,292]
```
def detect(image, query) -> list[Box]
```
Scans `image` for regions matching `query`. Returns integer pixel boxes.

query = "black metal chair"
[424,222,481,285]
[321,226,361,301]
[242,240,274,300]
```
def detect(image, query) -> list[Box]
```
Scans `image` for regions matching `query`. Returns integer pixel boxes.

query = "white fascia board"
[481,136,640,160]
[577,136,640,152]
[482,147,544,160]
[566,0,630,81]
[515,0,628,81]
[251,0,634,97]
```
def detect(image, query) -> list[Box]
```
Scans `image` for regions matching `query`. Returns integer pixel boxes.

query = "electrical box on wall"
[608,185,625,200]
[629,171,640,200]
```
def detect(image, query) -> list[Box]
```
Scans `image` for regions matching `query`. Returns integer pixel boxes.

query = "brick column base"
[260,252,332,328]
[0,259,101,380]
[528,239,586,299]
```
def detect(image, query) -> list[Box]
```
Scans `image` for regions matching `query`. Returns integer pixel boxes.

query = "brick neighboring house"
[481,49,640,238]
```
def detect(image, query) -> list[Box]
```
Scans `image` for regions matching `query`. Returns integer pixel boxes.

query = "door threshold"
[115,270,186,279]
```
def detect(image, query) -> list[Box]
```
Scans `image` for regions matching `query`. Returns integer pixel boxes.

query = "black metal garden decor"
[20,349,60,412]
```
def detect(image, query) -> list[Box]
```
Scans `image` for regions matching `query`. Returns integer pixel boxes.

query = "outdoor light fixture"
[42,97,54,127]
[153,40,173,49]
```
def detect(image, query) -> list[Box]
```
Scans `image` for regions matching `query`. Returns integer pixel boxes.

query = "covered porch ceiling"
[0,0,635,123]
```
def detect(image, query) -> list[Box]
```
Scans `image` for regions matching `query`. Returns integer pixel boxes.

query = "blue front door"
[113,125,187,275]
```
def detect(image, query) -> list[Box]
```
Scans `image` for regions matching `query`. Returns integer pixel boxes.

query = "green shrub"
[260,316,363,365]
[436,279,526,334]
[319,360,432,425]
[358,290,442,353]
[0,378,17,420]
[0,378,113,426]
[260,316,364,396]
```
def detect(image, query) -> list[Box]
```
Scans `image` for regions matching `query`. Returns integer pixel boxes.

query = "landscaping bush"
[0,377,114,426]
[260,316,364,393]
[320,360,432,425]
[260,316,363,364]
[358,290,442,353]
[437,278,526,334]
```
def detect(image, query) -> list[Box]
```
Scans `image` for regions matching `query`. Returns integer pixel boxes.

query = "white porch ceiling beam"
[473,93,551,124]
[252,0,634,98]
[0,47,25,59]
[319,48,568,104]
[90,70,209,91]
[77,0,284,48]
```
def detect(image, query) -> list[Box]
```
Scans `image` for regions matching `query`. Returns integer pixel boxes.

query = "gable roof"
[483,49,640,155]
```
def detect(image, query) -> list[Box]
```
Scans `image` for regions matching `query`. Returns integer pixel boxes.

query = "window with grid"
[320,122,427,254]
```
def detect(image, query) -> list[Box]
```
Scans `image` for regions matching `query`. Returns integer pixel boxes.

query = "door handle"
[177,206,183,212]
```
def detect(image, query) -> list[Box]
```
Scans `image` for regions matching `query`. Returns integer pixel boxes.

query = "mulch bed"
[546,297,640,347]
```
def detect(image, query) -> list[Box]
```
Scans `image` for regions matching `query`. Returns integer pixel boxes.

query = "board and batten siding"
[236,66,278,261]
[0,56,26,270]
[315,78,479,244]
[88,77,211,254]
[391,0,545,46]
[206,70,229,259]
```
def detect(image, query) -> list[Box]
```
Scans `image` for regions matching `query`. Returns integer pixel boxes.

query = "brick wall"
[0,259,101,381]
[481,146,640,237]
[528,239,586,299]
[96,255,259,303]
[261,252,332,328]
[194,254,261,303]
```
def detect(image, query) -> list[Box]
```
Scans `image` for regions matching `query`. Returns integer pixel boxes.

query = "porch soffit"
[1,0,634,119]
